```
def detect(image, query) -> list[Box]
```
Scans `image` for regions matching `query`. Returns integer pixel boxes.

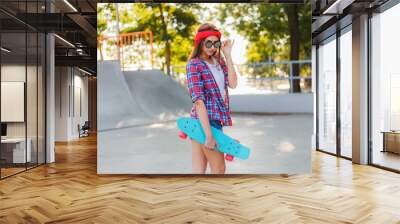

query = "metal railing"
[97,31,154,71]
[171,60,312,94]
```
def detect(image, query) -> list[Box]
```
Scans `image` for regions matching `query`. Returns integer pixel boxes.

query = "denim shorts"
[209,119,223,131]
[189,119,222,141]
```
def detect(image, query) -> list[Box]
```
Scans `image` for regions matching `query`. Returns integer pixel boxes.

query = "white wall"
[55,66,69,141]
[1,63,46,164]
[55,67,89,141]
[71,73,89,138]
[1,82,25,122]
[1,65,26,128]
[1,65,36,138]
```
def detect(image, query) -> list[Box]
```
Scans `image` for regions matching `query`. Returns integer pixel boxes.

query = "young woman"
[186,23,238,174]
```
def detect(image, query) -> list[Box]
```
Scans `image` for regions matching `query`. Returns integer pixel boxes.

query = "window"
[339,27,352,158]
[0,1,46,179]
[317,35,337,154]
[370,3,400,171]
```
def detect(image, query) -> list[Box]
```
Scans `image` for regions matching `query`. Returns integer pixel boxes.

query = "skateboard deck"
[177,117,250,160]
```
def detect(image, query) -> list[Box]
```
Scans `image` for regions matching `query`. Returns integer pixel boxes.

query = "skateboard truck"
[225,154,234,161]
[225,139,240,162]
[178,131,188,139]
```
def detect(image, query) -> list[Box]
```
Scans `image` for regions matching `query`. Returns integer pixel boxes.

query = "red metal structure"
[98,31,153,70]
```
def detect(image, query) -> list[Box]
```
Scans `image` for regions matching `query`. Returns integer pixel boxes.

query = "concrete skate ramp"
[123,70,192,122]
[98,61,153,131]
[98,61,192,131]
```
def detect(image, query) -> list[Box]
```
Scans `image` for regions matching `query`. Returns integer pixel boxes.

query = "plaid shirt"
[186,56,232,126]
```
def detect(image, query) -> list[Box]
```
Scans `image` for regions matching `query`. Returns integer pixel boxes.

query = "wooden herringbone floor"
[1,134,400,224]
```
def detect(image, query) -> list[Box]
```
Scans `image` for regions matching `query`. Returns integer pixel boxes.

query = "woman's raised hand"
[221,39,234,56]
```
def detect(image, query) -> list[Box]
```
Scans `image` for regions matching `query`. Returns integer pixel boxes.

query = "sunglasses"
[204,40,221,49]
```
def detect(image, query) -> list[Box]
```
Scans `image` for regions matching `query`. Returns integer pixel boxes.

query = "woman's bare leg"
[202,147,226,174]
[191,139,207,174]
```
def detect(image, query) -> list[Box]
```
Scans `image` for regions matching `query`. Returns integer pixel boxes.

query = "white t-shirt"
[205,57,225,100]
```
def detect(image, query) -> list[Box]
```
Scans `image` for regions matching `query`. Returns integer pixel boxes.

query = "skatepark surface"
[98,61,192,131]
[98,113,312,174]
[98,61,312,174]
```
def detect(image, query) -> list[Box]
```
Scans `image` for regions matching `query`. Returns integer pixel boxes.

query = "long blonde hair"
[188,23,222,62]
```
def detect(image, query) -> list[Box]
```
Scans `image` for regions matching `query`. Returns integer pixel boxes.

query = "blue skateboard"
[177,117,250,161]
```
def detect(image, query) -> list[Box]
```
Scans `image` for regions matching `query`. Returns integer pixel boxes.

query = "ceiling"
[311,0,389,43]
[0,0,97,75]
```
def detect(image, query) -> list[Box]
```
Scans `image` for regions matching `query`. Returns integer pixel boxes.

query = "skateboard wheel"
[225,154,234,161]
[178,131,187,139]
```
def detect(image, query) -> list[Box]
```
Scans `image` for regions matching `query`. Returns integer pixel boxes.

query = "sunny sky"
[201,3,248,64]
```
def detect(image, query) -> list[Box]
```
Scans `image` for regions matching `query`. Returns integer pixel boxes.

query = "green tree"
[97,3,116,60]
[217,3,311,92]
[119,3,201,75]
